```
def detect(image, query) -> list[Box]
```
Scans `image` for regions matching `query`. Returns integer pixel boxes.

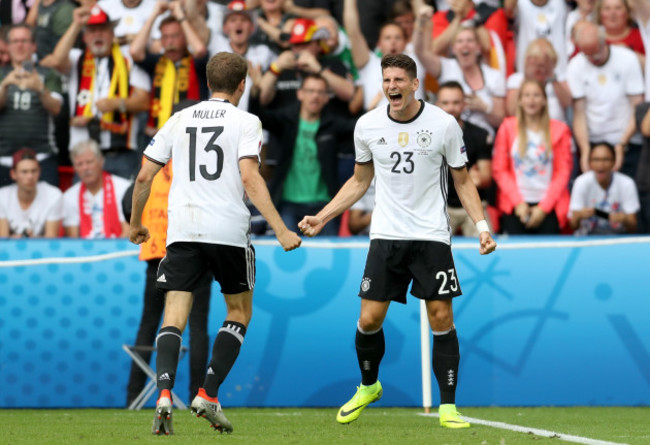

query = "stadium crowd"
[1,0,649,239]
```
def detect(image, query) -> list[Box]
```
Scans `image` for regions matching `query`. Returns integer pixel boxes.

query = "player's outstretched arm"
[450,165,496,255]
[240,158,301,251]
[129,159,163,245]
[299,162,374,237]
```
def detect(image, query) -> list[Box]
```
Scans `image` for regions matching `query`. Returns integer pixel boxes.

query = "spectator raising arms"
[414,5,505,138]
[493,79,573,234]
[344,0,426,112]
[48,5,151,180]
[129,0,208,137]
[504,0,569,77]
[208,1,274,112]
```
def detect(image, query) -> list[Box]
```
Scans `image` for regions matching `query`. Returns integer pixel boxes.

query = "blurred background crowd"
[1,0,649,240]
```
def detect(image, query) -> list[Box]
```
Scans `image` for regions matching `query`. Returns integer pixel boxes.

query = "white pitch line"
[419,413,628,445]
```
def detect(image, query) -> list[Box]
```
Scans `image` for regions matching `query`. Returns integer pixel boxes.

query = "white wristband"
[476,219,490,234]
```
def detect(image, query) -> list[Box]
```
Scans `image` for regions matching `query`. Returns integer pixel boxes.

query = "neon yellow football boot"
[336,381,383,424]
[439,403,470,428]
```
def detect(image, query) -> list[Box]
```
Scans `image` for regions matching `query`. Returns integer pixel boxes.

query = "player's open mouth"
[389,93,402,101]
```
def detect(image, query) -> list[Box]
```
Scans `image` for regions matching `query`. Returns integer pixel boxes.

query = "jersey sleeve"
[443,118,468,168]
[143,113,178,165]
[238,114,263,161]
[354,119,372,163]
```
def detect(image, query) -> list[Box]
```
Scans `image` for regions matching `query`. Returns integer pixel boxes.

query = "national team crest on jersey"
[417,130,432,148]
[398,132,409,147]
[361,277,371,292]
[76,90,91,106]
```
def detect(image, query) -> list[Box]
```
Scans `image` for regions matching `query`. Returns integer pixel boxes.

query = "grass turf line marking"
[419,413,628,445]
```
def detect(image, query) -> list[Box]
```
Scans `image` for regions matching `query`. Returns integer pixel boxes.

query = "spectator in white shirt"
[0,147,62,238]
[569,142,640,233]
[62,139,130,238]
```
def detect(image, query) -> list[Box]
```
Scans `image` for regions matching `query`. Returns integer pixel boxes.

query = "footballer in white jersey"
[299,54,496,429]
[143,98,262,248]
[129,52,300,436]
[354,100,467,245]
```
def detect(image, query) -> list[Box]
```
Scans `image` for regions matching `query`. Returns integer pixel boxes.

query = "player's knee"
[358,314,383,333]
[225,303,252,326]
[427,302,454,331]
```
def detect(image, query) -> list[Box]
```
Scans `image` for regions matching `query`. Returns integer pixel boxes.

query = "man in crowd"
[0,147,62,238]
[0,23,62,187]
[129,0,208,137]
[250,73,356,235]
[207,0,274,111]
[436,81,494,236]
[48,4,150,180]
[258,17,354,113]
[62,139,130,238]
[569,21,644,175]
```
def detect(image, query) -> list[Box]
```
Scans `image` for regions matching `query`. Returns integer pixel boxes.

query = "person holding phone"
[0,24,63,188]
[569,142,640,234]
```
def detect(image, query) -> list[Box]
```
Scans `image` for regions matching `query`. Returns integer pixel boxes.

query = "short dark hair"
[381,53,417,79]
[590,141,616,159]
[437,80,465,96]
[159,16,181,31]
[206,52,248,94]
[378,21,407,40]
[300,72,327,88]
[389,0,413,20]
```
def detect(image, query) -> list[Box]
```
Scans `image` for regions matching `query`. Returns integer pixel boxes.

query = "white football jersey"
[567,45,645,146]
[144,98,262,248]
[355,101,468,244]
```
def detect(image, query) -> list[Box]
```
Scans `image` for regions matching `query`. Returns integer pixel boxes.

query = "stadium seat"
[58,166,75,192]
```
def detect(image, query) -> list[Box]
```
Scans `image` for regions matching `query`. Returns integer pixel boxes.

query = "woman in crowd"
[492,79,573,234]
[414,6,505,138]
[596,0,646,66]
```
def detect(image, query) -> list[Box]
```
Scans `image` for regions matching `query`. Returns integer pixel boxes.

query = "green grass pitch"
[1,407,649,444]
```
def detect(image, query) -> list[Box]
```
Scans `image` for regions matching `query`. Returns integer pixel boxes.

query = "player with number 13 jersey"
[144,98,262,248]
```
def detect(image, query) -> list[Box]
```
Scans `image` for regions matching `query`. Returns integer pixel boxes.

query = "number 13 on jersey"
[186,126,224,182]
